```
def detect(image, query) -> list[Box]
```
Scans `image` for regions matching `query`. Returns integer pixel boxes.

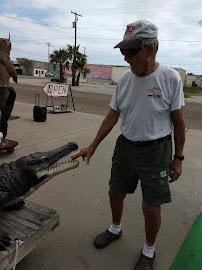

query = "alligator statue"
[0,142,79,210]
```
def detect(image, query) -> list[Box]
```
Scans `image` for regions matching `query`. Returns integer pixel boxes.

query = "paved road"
[11,81,202,130]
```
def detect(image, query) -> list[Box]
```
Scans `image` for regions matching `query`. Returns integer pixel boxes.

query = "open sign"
[43,83,69,97]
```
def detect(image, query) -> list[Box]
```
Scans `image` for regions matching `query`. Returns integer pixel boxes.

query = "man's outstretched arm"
[72,108,120,164]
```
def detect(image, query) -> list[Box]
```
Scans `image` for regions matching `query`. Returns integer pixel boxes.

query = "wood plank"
[0,200,59,270]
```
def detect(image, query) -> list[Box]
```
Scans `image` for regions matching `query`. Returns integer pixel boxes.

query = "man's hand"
[71,144,97,165]
[169,159,182,183]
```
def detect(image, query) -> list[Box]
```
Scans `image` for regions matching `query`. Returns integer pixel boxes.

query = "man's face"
[120,47,143,61]
[120,45,147,66]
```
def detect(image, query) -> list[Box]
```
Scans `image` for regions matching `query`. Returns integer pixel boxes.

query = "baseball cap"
[114,20,158,49]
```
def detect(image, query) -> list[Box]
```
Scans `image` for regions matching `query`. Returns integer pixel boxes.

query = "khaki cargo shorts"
[109,134,172,206]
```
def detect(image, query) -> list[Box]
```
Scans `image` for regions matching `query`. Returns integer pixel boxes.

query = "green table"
[170,213,202,270]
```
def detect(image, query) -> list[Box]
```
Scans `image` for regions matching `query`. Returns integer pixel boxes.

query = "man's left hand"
[169,159,182,183]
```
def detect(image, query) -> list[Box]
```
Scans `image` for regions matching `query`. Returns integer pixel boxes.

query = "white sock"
[108,224,121,235]
[142,243,155,258]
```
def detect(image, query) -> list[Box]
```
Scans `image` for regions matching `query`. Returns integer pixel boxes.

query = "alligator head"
[0,142,79,209]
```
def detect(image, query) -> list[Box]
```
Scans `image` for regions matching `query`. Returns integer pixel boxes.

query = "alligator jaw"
[2,142,79,209]
[36,154,79,179]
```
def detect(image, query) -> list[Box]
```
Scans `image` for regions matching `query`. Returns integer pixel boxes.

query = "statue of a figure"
[0,37,17,139]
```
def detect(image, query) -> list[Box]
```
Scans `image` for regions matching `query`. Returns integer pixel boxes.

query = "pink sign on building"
[87,64,112,80]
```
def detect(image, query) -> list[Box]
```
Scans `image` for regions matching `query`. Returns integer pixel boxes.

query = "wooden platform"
[0,200,59,270]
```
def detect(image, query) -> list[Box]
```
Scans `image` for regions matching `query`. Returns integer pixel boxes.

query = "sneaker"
[93,229,122,249]
[134,252,155,270]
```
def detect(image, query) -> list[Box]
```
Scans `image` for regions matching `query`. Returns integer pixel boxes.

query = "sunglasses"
[120,47,143,57]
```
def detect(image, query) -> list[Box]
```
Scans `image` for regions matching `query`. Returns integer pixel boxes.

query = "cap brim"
[114,39,143,49]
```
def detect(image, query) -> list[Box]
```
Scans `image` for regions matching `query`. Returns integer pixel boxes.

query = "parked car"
[45,72,53,77]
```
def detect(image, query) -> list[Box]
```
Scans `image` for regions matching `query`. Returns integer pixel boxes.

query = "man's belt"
[122,134,172,145]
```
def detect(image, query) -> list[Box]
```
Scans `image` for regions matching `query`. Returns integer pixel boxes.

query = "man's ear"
[146,45,155,56]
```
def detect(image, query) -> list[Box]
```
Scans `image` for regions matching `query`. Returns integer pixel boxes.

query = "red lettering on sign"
[125,25,135,34]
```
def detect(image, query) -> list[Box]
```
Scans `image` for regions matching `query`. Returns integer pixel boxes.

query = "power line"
[2,12,202,36]
[11,36,202,43]
[0,14,69,30]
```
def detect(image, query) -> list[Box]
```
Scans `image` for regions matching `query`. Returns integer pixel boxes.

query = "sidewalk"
[2,101,202,270]
[185,95,202,104]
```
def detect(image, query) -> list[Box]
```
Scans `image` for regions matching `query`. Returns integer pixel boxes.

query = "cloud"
[3,0,71,11]
[1,0,202,73]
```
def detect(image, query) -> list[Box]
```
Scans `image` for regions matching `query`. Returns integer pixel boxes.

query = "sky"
[1,0,202,74]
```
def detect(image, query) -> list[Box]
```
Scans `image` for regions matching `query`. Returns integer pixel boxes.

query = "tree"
[50,48,69,82]
[66,45,80,86]
[49,45,88,86]
[83,67,90,79]
[17,58,34,76]
[65,45,89,86]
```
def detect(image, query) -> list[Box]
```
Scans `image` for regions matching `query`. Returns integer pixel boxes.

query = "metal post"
[45,43,51,72]
[71,11,82,85]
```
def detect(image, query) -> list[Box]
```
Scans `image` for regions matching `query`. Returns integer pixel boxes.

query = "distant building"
[33,68,47,77]
[13,61,24,75]
[13,58,187,85]
[32,60,52,77]
[86,64,186,85]
[86,64,112,80]
[185,74,202,87]
[111,66,130,83]
[14,58,54,77]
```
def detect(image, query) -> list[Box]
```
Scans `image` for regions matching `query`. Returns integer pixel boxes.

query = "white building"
[185,74,202,87]
[112,65,130,83]
[33,68,47,77]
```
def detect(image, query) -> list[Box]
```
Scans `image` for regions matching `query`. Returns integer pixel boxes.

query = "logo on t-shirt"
[147,87,161,97]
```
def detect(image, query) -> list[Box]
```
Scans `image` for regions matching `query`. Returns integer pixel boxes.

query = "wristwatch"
[174,154,184,161]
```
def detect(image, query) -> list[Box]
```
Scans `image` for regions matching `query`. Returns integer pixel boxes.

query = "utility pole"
[45,42,51,72]
[71,11,82,86]
[83,46,86,55]
[71,11,82,49]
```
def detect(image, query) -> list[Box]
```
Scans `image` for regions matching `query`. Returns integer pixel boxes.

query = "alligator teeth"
[37,159,79,178]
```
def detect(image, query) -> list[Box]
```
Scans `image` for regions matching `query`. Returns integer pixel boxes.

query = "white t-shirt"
[110,65,185,141]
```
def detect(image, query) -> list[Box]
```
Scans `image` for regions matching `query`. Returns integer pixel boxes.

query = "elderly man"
[72,19,185,270]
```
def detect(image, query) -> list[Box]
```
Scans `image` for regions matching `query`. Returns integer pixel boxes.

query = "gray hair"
[141,38,159,53]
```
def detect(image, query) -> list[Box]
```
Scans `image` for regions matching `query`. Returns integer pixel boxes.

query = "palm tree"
[66,45,82,86]
[74,52,88,85]
[50,48,69,82]
[50,45,88,86]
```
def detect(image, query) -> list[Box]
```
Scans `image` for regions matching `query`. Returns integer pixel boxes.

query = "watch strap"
[174,154,184,161]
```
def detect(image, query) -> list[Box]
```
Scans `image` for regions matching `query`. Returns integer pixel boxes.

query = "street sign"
[43,83,69,97]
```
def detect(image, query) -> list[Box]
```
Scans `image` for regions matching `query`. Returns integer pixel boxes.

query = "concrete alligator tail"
[0,142,79,210]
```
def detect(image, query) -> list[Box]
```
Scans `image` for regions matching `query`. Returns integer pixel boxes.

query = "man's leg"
[93,189,125,249]
[1,86,16,138]
[109,189,126,225]
[142,202,161,246]
[134,202,161,269]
